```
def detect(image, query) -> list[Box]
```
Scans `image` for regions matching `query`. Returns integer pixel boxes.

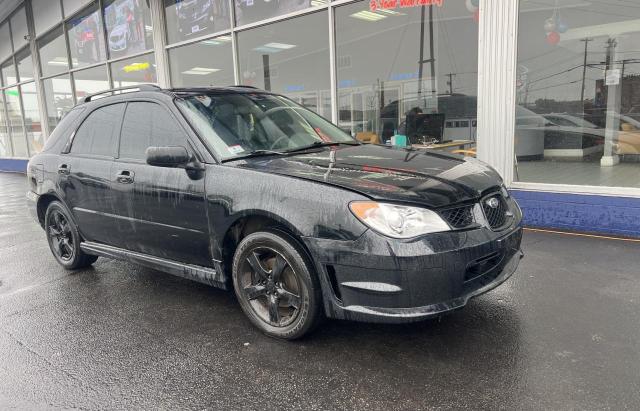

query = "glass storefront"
[168,35,234,87]
[515,0,640,189]
[237,11,331,118]
[335,1,478,145]
[67,3,106,69]
[164,0,230,44]
[111,53,157,86]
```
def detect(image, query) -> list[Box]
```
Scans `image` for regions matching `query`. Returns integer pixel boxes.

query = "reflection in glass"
[1,59,17,87]
[234,0,328,27]
[63,0,94,18]
[5,87,27,157]
[38,26,69,77]
[16,47,33,82]
[32,0,64,35]
[104,0,153,59]
[237,12,331,118]
[10,7,29,51]
[66,4,107,68]
[164,0,230,45]
[515,0,640,188]
[111,53,157,87]
[0,23,11,63]
[73,65,109,102]
[0,96,10,157]
[21,82,44,154]
[43,75,74,132]
[335,1,478,145]
[168,36,234,87]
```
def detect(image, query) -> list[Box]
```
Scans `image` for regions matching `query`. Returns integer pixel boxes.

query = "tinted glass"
[0,23,11,63]
[110,53,157,87]
[38,25,69,77]
[164,0,230,45]
[15,47,33,82]
[168,35,234,87]
[1,59,17,87]
[42,106,86,153]
[177,93,355,160]
[10,7,29,51]
[22,82,43,154]
[237,12,331,118]
[104,0,153,59]
[515,0,640,189]
[234,0,328,27]
[73,64,109,101]
[43,75,74,132]
[5,87,27,157]
[67,3,107,68]
[119,102,186,159]
[71,103,124,156]
[32,0,63,35]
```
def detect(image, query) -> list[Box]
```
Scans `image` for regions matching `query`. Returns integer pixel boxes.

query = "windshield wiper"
[283,141,360,154]
[221,149,287,162]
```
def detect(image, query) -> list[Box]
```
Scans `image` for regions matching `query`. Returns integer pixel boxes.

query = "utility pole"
[446,73,455,94]
[417,5,436,102]
[579,38,593,108]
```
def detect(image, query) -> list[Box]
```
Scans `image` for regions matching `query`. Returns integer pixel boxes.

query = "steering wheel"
[269,135,290,150]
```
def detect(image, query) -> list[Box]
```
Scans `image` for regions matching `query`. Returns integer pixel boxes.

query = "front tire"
[232,230,322,340]
[45,201,98,270]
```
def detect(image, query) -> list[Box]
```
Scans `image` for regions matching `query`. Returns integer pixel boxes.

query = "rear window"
[42,106,86,153]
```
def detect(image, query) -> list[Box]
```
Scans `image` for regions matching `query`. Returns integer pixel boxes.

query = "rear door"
[59,103,125,246]
[111,100,210,267]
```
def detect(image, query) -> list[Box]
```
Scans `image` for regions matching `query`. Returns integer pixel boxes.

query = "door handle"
[58,164,70,175]
[116,170,135,184]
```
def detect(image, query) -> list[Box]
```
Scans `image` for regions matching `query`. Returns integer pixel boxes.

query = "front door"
[111,101,210,267]
[59,103,125,246]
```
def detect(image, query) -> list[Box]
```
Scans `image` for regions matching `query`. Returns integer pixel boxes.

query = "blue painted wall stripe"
[511,190,640,238]
[0,158,28,173]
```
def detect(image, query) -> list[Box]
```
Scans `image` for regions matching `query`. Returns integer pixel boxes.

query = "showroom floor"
[0,172,639,409]
[517,159,640,188]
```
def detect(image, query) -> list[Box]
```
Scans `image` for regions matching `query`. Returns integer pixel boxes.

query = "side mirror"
[146,146,191,168]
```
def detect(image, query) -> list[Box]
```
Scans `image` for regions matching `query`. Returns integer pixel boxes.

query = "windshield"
[176,93,356,160]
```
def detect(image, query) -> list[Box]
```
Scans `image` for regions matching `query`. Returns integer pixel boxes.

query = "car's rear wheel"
[232,230,322,340]
[45,201,98,270]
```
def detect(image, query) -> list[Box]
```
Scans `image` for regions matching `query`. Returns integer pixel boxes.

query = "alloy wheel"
[48,210,74,262]
[239,247,302,327]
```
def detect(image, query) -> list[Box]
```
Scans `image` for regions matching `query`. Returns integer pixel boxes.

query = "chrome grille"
[440,204,475,229]
[482,193,508,229]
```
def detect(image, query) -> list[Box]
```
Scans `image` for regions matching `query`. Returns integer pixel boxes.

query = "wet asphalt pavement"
[0,172,639,410]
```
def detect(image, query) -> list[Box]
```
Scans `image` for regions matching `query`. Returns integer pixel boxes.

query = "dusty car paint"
[27,87,523,324]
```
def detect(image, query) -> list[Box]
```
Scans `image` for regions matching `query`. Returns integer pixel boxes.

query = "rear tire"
[232,230,322,340]
[45,201,98,270]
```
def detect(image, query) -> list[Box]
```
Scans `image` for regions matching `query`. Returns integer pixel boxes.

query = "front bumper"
[303,199,524,323]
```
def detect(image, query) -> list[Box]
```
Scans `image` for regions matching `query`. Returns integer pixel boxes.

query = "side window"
[70,104,124,157]
[119,102,187,160]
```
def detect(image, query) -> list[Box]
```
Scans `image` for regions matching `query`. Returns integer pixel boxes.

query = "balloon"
[465,0,477,13]
[473,9,480,23]
[546,31,560,45]
[544,17,556,33]
[557,21,568,33]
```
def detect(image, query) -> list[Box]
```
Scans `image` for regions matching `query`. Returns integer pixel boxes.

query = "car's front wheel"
[45,201,98,270]
[232,230,322,340]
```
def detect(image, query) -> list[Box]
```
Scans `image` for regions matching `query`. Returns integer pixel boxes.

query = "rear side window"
[70,103,125,157]
[119,102,186,160]
[42,107,86,153]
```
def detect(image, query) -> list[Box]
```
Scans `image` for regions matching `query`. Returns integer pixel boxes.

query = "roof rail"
[229,85,258,89]
[82,84,161,103]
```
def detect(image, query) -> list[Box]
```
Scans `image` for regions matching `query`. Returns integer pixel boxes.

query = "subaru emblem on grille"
[486,197,500,209]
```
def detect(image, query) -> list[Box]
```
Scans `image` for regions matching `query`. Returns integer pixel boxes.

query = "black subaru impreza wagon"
[27,85,523,339]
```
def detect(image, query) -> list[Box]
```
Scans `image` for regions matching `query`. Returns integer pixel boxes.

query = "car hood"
[232,144,503,208]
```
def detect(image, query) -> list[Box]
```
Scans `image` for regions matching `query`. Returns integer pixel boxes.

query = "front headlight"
[349,201,451,239]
